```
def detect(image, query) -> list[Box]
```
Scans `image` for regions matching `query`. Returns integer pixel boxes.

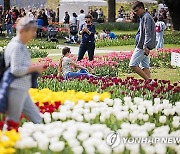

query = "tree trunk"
[163,0,180,30]
[4,0,10,11]
[108,0,116,22]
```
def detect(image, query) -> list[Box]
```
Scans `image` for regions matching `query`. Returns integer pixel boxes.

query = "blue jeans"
[77,42,95,61]
[6,24,14,37]
[65,69,96,79]
[156,32,164,49]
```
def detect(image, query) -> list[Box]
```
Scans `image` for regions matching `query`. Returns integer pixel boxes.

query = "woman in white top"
[156,16,166,50]
[57,47,96,79]
[4,16,47,131]
[72,13,78,25]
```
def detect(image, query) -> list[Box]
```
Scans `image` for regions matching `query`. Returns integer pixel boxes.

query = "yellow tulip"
[29,88,111,105]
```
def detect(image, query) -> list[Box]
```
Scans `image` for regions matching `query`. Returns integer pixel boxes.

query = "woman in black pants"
[77,14,96,61]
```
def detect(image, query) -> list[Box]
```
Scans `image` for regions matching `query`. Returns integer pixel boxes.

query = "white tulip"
[49,141,65,152]
[93,95,100,102]
[163,109,171,116]
[100,115,106,122]
[124,97,132,103]
[159,116,166,124]
[65,111,72,118]
[129,113,137,122]
[116,113,124,121]
[163,99,169,106]
[175,145,180,154]
[173,116,180,122]
[172,121,179,128]
[113,143,125,153]
[114,98,122,104]
[104,98,114,106]
[72,146,84,154]
[84,114,91,121]
[52,112,59,121]
[155,144,166,154]
[84,108,90,114]
[38,140,49,151]
[50,137,59,143]
[68,139,80,148]
[137,113,144,120]
[147,107,154,116]
[142,145,155,154]
[130,105,137,111]
[138,106,146,113]
[97,144,112,154]
[44,117,51,124]
[85,146,95,154]
[89,113,97,120]
[154,98,161,104]
[122,105,129,111]
[75,115,84,122]
[126,144,139,154]
[77,132,89,141]
[92,132,103,139]
[143,114,149,121]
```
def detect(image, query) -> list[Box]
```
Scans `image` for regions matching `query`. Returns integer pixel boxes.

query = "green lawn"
[99,44,180,51]
[120,68,180,83]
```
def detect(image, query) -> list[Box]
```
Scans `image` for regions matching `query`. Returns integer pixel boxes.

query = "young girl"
[57,47,96,79]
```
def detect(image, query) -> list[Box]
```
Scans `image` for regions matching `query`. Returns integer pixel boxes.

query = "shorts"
[129,48,150,69]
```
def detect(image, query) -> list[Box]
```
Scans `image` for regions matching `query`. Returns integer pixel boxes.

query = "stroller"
[47,24,58,42]
[65,24,78,44]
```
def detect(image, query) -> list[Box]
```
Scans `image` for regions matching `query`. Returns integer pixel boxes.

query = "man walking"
[129,1,156,80]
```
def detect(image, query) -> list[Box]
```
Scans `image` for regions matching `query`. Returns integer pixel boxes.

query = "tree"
[159,0,180,30]
[108,0,116,22]
[4,0,10,11]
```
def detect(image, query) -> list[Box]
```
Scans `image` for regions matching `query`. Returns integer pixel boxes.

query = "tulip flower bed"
[15,97,180,154]
[29,88,110,105]
[38,76,180,104]
[35,48,180,77]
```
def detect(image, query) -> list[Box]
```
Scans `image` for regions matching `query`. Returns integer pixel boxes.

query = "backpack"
[0,52,6,81]
[156,24,161,32]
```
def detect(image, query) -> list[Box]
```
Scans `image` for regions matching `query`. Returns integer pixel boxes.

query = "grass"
[99,44,180,51]
[120,67,180,83]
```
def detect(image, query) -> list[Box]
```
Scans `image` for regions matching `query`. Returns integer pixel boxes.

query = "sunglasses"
[134,8,140,12]
[85,21,91,23]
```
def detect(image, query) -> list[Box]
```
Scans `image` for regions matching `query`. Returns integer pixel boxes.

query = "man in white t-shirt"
[77,9,85,31]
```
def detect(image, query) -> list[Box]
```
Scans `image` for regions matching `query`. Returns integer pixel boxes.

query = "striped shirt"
[4,36,32,90]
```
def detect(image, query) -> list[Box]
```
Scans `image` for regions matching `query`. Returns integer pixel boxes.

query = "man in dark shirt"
[5,10,14,38]
[42,9,48,27]
[77,14,96,61]
[64,11,70,24]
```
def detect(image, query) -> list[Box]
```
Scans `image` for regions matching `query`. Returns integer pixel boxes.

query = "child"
[57,47,96,79]
[156,16,166,50]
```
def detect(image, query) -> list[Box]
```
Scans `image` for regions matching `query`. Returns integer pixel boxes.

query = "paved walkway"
[48,45,130,57]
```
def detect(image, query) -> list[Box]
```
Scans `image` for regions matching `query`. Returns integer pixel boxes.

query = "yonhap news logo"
[106,132,121,148]
[106,132,180,148]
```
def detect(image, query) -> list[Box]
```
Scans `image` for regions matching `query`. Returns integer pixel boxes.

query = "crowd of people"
[0,5,59,38]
